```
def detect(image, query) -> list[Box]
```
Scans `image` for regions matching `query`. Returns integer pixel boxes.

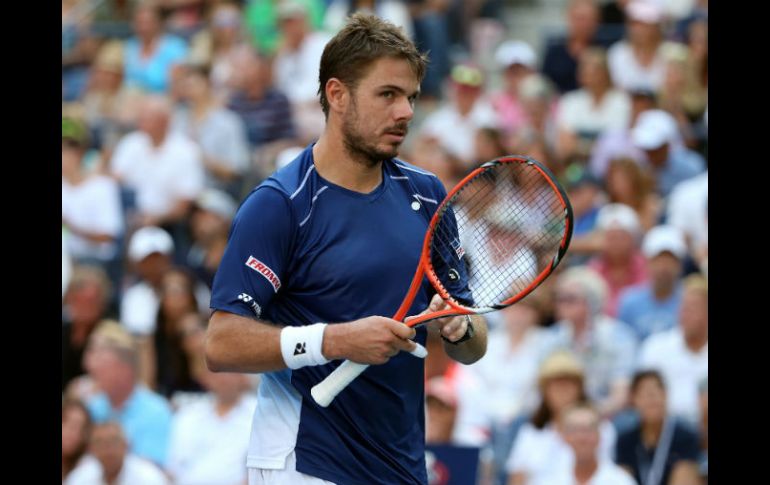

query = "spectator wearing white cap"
[542,0,611,94]
[607,0,678,92]
[489,40,537,137]
[543,267,638,420]
[631,109,705,197]
[555,47,631,164]
[638,274,707,426]
[587,203,648,317]
[187,189,238,288]
[617,225,687,341]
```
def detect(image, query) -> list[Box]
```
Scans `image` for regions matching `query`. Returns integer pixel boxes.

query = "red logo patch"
[245,256,282,292]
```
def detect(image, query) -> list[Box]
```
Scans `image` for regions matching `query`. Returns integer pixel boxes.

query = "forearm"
[205,311,286,373]
[443,315,487,365]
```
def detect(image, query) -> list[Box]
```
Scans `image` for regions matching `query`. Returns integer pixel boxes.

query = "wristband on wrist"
[441,315,475,345]
[280,323,331,369]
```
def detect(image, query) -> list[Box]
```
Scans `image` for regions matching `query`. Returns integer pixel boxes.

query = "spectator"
[243,0,326,56]
[110,95,205,231]
[490,40,537,136]
[172,64,251,198]
[607,0,675,92]
[407,0,452,99]
[62,117,124,267]
[272,1,331,142]
[62,398,93,481]
[542,0,608,94]
[62,266,113,391]
[65,421,169,485]
[187,1,250,103]
[587,203,648,317]
[505,350,617,485]
[508,73,559,159]
[615,370,702,485]
[227,47,297,168]
[657,44,707,149]
[560,166,603,260]
[425,376,459,445]
[638,274,708,426]
[630,109,705,198]
[418,62,499,169]
[123,2,189,93]
[546,266,638,417]
[666,171,707,264]
[605,157,661,231]
[151,269,207,397]
[588,87,656,178]
[83,321,173,466]
[617,225,687,341]
[555,47,631,164]
[167,368,257,485]
[187,189,238,288]
[552,403,636,485]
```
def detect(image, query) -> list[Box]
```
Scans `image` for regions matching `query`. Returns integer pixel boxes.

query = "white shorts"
[247,451,337,485]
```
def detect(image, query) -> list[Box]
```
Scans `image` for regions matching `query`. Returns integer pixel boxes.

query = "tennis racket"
[311,155,573,407]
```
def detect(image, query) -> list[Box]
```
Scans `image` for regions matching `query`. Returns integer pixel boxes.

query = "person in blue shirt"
[205,13,488,485]
[617,225,687,341]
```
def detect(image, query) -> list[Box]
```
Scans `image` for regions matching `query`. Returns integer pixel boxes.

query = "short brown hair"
[317,12,428,118]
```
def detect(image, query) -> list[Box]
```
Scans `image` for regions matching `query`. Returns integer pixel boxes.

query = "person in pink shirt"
[490,40,537,137]
[588,203,648,317]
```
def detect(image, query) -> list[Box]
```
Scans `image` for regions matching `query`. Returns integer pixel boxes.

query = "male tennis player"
[205,13,488,485]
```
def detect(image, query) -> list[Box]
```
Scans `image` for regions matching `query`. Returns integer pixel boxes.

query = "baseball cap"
[626,0,664,24]
[538,350,585,386]
[451,63,484,88]
[494,40,537,69]
[596,203,641,236]
[128,226,174,262]
[62,117,89,147]
[631,109,678,150]
[195,189,238,220]
[642,225,687,259]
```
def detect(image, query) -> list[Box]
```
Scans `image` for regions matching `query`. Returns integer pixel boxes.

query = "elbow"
[204,327,227,372]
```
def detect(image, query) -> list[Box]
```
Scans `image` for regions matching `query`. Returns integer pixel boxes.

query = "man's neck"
[574,459,598,483]
[312,132,384,194]
[684,330,707,353]
[642,419,663,447]
[652,281,675,300]
[108,383,135,410]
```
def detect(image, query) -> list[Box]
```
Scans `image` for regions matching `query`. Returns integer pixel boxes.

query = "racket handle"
[311,360,369,407]
[311,342,428,407]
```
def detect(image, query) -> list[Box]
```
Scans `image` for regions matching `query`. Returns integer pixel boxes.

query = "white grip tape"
[311,342,428,407]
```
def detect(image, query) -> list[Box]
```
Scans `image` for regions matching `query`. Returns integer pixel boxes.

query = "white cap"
[495,40,537,69]
[626,0,665,24]
[631,109,679,150]
[596,203,641,236]
[642,225,687,259]
[276,0,307,20]
[128,226,174,262]
[196,189,237,220]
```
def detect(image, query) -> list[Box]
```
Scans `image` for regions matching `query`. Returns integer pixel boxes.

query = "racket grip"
[311,361,369,407]
[311,343,428,407]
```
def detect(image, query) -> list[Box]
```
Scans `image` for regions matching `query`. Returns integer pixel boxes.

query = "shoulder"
[133,387,172,416]
[387,158,445,198]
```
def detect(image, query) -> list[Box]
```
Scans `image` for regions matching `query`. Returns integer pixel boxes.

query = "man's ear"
[325,78,349,116]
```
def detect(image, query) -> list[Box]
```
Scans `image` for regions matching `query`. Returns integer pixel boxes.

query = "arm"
[205,310,421,373]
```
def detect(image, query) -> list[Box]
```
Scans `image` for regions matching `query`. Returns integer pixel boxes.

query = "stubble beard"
[341,97,405,168]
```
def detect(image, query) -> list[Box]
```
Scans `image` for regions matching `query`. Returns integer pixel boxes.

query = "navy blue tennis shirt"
[210,144,470,484]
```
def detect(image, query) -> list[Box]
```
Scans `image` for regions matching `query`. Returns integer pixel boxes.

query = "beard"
[341,97,408,168]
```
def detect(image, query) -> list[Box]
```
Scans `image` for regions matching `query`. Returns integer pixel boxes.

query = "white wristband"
[280,323,331,370]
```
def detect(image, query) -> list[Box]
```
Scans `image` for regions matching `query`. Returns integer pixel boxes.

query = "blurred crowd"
[62,0,707,484]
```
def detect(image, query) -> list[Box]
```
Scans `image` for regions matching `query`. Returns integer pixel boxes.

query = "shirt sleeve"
[209,186,296,320]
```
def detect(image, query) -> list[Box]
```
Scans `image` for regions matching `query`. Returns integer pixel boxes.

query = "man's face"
[341,57,419,166]
[648,252,682,289]
[680,289,708,338]
[569,2,599,40]
[644,144,669,166]
[632,376,667,423]
[133,7,160,39]
[561,408,600,461]
[603,228,636,259]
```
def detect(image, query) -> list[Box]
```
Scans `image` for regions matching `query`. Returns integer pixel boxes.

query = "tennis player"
[205,13,488,485]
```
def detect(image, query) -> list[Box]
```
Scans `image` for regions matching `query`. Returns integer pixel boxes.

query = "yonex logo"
[245,256,282,292]
[237,293,262,317]
[238,293,252,302]
[294,343,307,356]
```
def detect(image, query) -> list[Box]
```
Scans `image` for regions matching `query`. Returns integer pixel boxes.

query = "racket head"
[410,155,573,326]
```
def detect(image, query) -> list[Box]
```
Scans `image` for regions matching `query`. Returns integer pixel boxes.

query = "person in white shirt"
[62,118,123,264]
[607,1,678,92]
[167,368,258,485]
[505,351,616,485]
[551,404,636,485]
[418,62,500,169]
[666,171,707,263]
[638,274,707,426]
[65,422,169,485]
[110,95,205,229]
[556,47,630,163]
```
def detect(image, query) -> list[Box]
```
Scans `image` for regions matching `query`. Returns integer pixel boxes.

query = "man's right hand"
[322,316,418,365]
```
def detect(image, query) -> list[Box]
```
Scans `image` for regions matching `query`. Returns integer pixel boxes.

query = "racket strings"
[430,161,567,308]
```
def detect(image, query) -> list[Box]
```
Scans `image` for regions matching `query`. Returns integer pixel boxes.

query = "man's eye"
[382,92,394,99]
